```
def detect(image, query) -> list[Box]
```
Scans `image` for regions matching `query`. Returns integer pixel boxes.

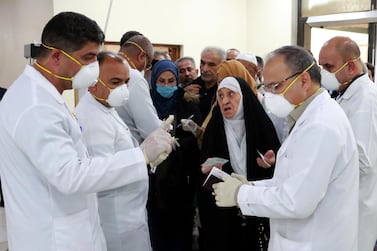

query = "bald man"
[116,34,162,143]
[76,51,153,251]
[319,36,377,251]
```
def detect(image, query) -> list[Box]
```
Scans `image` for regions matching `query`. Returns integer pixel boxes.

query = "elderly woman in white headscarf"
[198,76,280,251]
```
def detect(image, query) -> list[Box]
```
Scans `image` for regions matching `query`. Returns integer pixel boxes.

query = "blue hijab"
[150,60,180,119]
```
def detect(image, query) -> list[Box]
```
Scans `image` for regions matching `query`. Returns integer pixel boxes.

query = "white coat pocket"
[53,209,96,251]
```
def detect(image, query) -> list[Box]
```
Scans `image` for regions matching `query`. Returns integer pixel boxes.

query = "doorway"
[301,10,377,83]
[309,24,369,62]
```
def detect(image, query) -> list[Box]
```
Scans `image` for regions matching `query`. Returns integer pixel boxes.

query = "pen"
[176,114,194,128]
[256,149,271,167]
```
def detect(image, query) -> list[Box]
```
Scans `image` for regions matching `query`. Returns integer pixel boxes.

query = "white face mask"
[263,61,316,118]
[72,61,100,89]
[35,60,99,90]
[320,57,361,91]
[36,44,100,90]
[96,78,129,107]
[107,84,129,107]
[320,69,340,91]
[264,92,294,118]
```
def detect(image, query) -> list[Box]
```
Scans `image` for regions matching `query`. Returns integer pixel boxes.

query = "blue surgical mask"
[156,86,178,98]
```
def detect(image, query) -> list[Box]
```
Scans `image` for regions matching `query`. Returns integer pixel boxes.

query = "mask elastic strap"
[118,51,137,69]
[336,56,361,86]
[42,43,82,66]
[34,62,73,81]
[91,79,112,104]
[123,41,150,70]
[125,41,146,53]
[334,61,349,74]
[281,61,315,96]
[91,92,109,105]
[334,56,360,74]
[97,78,112,91]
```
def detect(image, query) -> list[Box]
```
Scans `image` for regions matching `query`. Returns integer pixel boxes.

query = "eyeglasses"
[125,41,152,70]
[262,71,301,94]
[145,54,152,71]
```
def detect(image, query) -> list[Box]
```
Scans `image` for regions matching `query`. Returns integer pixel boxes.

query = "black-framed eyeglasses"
[145,53,152,71]
[262,71,302,94]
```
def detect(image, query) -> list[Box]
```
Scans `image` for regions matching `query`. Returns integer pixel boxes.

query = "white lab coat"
[336,74,377,251]
[75,93,151,251]
[115,68,161,143]
[237,91,359,251]
[0,65,147,251]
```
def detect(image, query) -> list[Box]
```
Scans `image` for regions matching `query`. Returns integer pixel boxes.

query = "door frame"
[297,5,377,65]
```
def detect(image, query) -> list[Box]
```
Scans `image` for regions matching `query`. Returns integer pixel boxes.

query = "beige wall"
[0,0,53,88]
[247,0,297,58]
[53,0,296,66]
[0,0,296,88]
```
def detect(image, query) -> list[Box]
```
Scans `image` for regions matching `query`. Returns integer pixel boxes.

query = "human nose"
[261,84,273,93]
[220,95,229,104]
[201,64,210,72]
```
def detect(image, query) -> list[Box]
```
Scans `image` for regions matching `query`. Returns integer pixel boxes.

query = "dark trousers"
[148,207,194,251]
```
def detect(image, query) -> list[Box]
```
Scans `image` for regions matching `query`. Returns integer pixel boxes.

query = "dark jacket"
[148,88,202,210]
[190,76,217,119]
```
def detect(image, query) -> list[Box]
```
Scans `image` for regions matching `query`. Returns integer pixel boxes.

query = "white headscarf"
[217,77,247,176]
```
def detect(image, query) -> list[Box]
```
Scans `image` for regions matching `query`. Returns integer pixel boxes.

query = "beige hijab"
[216,60,257,94]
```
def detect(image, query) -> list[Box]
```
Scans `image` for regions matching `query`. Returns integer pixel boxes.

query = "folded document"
[202,167,230,192]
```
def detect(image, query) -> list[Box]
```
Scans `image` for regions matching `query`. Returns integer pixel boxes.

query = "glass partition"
[310,24,369,62]
[302,0,372,17]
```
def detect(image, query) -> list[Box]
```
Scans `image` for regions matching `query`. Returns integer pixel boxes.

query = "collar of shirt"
[337,72,365,99]
[288,88,324,131]
[28,65,65,105]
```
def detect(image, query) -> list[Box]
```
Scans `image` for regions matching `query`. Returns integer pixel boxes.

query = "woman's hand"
[256,149,275,168]
[201,163,223,174]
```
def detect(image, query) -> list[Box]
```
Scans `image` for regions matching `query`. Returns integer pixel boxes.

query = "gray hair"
[175,56,196,68]
[267,45,321,84]
[201,46,226,62]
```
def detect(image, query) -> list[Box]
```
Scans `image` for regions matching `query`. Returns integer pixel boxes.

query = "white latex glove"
[140,115,175,167]
[213,175,243,207]
[231,173,255,185]
[164,115,180,151]
[231,173,248,184]
[161,115,174,131]
[180,119,198,135]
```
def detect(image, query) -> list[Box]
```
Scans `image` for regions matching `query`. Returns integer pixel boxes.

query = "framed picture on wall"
[104,42,181,62]
[103,42,120,53]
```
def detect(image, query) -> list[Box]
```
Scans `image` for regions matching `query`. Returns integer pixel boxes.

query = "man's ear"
[346,60,358,74]
[301,72,311,89]
[136,51,145,64]
[49,49,62,66]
